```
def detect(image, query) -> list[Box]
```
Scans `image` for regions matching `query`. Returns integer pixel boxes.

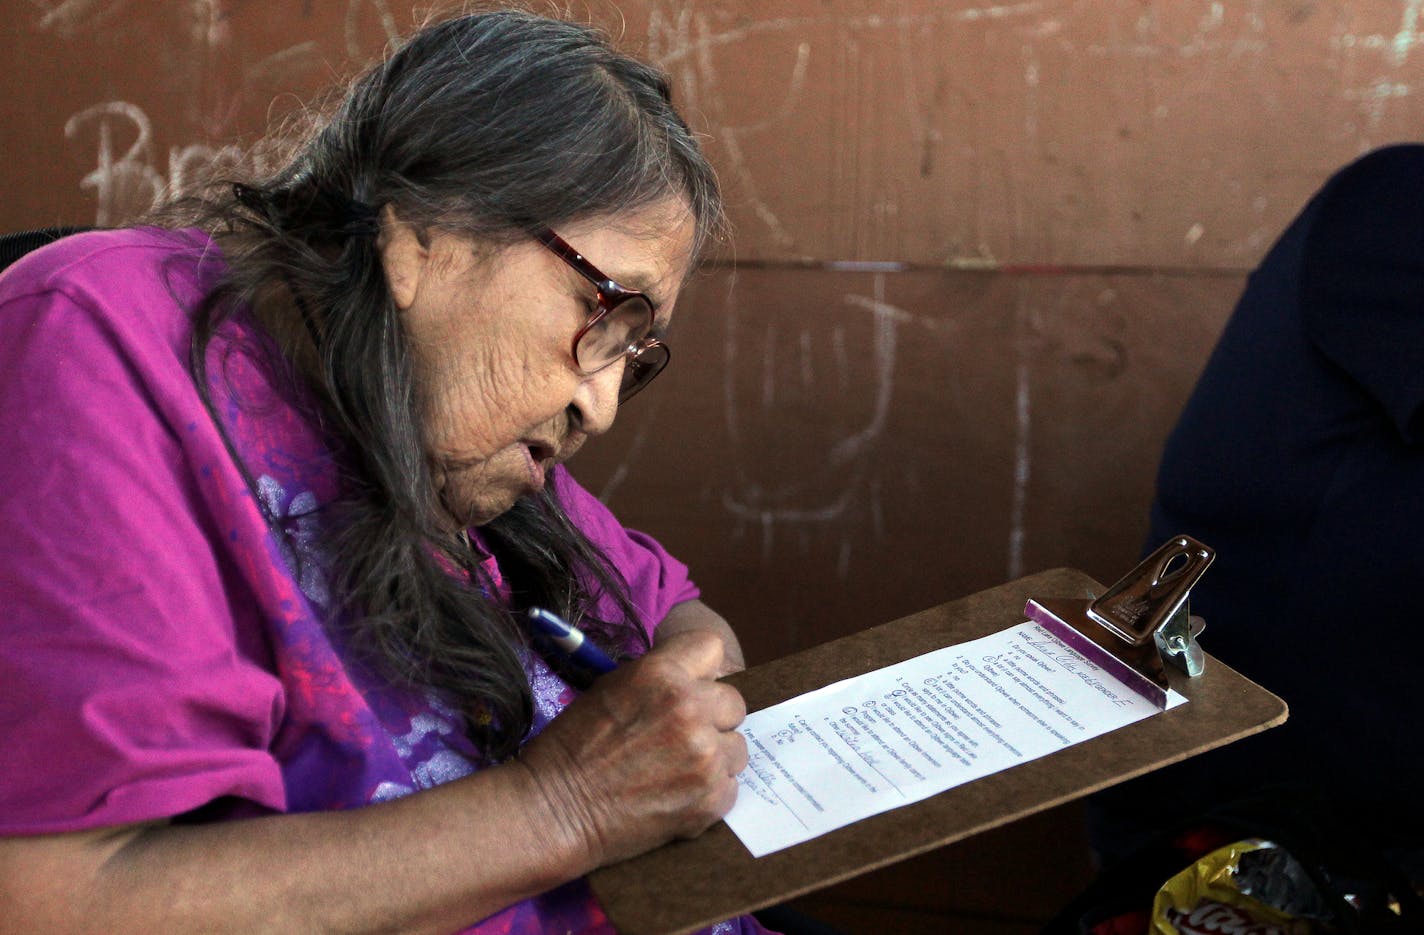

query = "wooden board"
[4,2,1421,268]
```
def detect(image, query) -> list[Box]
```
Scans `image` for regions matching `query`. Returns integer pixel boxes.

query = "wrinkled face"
[379,197,698,528]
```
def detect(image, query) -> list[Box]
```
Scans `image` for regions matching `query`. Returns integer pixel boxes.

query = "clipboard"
[588,565,1288,935]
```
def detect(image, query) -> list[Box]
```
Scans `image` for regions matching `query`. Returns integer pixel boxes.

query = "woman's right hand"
[515,628,749,869]
[0,631,746,934]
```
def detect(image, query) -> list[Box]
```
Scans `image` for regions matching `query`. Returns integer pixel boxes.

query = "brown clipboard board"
[588,567,1289,935]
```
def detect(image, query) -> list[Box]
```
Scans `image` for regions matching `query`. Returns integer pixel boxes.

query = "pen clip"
[527,607,618,681]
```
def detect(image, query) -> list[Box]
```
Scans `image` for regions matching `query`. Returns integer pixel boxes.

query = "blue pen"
[527,607,618,677]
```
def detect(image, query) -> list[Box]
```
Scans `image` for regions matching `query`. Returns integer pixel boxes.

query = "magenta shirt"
[0,228,764,935]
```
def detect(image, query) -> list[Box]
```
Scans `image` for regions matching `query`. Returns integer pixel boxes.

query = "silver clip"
[1088,535,1214,676]
[1024,535,1215,708]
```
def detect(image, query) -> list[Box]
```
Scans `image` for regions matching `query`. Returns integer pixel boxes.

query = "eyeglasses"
[535,227,670,403]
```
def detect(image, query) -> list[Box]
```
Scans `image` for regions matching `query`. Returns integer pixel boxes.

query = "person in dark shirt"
[1090,144,1424,864]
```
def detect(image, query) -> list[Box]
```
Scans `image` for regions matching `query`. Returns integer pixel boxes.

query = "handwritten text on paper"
[724,621,1185,856]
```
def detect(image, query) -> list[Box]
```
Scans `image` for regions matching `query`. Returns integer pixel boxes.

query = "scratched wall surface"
[573,266,1243,661]
[0,1,1412,657]
[1,3,1419,651]
[657,0,1424,267]
[2,0,1412,637]
[4,4,1418,930]
[6,3,1424,265]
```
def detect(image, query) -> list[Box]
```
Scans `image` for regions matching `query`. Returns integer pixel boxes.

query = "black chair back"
[0,227,92,273]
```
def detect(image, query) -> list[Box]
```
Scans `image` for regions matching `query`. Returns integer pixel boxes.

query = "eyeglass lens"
[573,295,653,370]
[574,294,668,401]
[618,341,669,402]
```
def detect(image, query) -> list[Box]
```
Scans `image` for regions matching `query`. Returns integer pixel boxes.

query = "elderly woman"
[0,10,766,935]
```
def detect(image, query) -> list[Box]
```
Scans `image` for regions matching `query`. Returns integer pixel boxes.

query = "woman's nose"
[569,359,623,436]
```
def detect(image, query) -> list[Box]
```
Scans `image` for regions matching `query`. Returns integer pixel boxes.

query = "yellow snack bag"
[1151,839,1318,934]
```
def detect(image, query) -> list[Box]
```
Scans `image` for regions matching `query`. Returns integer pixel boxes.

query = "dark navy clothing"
[1089,145,1424,861]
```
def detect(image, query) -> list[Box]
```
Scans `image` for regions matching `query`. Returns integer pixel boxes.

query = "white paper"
[724,620,1186,857]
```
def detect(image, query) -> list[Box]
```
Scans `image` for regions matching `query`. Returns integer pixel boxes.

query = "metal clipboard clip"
[1023,535,1216,709]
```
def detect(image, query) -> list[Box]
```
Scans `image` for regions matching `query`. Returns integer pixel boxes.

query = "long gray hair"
[177,8,724,760]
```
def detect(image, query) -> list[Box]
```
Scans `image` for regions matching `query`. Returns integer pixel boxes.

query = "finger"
[675,773,742,840]
[700,680,747,732]
[710,773,742,823]
[660,675,745,734]
[724,729,749,777]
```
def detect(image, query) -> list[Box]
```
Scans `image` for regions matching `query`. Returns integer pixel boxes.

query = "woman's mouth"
[523,441,558,489]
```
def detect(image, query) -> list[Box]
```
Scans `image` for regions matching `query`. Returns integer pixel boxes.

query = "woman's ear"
[377,204,426,311]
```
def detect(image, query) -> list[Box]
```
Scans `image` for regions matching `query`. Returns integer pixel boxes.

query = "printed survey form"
[723,620,1186,856]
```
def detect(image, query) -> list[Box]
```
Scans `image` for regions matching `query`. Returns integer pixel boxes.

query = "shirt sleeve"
[550,466,700,640]
[1301,144,1424,444]
[0,258,286,835]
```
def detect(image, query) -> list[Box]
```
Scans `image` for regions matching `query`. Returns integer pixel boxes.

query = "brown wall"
[5,2,1423,930]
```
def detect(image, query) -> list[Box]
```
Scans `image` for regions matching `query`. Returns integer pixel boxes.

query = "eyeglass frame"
[533,227,670,403]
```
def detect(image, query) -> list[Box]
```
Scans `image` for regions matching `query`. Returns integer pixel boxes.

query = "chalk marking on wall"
[686,13,807,249]
[837,537,853,579]
[645,4,698,96]
[721,488,861,525]
[594,416,657,504]
[1007,294,1032,582]
[345,0,400,59]
[833,280,897,466]
[654,1,1041,69]
[1394,0,1423,65]
[187,0,227,52]
[243,41,321,85]
[31,0,129,37]
[64,101,165,226]
[832,324,850,394]
[167,141,245,196]
[720,275,903,574]
[57,0,415,224]
[1023,42,1040,143]
[1080,0,1268,61]
[761,320,778,409]
[1342,80,1413,127]
[869,472,885,541]
[717,278,742,449]
[1332,4,1423,62]
[652,13,810,67]
[892,15,944,180]
[1326,3,1421,129]
[648,1,1043,249]
[64,100,281,226]
[1200,2,1224,33]
[1081,37,1268,58]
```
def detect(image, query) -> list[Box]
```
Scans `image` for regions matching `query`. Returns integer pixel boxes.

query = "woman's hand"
[516,628,749,868]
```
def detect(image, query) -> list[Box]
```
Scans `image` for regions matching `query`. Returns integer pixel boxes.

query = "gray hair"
[184,8,724,759]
